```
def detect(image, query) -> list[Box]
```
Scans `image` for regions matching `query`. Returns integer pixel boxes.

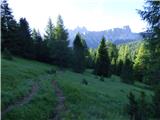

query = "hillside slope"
[1,57,152,120]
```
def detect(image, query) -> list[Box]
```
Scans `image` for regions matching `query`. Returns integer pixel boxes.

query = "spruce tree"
[127,92,139,120]
[138,0,160,85]
[53,15,70,68]
[19,18,34,58]
[121,56,134,84]
[44,18,55,63]
[116,45,127,76]
[117,45,129,63]
[116,59,123,76]
[152,85,160,118]
[1,0,19,53]
[32,29,46,61]
[106,41,118,75]
[73,33,86,73]
[94,36,110,77]
[86,49,96,68]
[54,15,68,41]
[133,43,149,82]
[138,91,148,120]
[44,18,55,46]
[1,0,13,42]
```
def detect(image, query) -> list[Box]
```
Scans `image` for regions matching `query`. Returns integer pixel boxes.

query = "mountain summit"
[68,26,142,48]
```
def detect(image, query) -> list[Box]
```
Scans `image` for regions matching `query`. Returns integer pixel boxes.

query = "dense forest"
[1,0,160,119]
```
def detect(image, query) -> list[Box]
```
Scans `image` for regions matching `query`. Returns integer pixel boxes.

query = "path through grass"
[2,57,153,120]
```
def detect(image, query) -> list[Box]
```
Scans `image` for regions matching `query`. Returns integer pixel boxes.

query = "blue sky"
[8,0,147,34]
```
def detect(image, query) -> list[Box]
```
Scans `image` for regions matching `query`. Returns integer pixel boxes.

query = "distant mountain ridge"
[68,26,143,48]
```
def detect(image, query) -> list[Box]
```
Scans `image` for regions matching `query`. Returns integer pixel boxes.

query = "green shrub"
[3,48,13,60]
[46,68,56,74]
[82,78,88,85]
[100,76,104,82]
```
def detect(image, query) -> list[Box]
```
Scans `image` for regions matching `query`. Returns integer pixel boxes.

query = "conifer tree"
[43,18,55,63]
[32,30,42,60]
[19,18,34,58]
[52,15,70,67]
[138,0,160,85]
[1,0,13,41]
[152,85,160,118]
[138,91,148,120]
[116,45,127,75]
[94,37,110,77]
[73,33,86,73]
[121,56,134,84]
[54,15,68,42]
[44,18,55,46]
[116,59,123,76]
[1,0,19,52]
[106,41,118,75]
[127,92,139,120]
[86,48,96,68]
[133,43,149,82]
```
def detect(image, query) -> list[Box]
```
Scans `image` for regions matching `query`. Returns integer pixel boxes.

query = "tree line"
[1,0,70,68]
[1,0,160,86]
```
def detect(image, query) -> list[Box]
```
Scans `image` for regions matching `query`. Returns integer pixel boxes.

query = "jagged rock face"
[68,26,143,48]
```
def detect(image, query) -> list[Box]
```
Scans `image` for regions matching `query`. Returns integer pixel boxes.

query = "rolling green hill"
[1,57,153,120]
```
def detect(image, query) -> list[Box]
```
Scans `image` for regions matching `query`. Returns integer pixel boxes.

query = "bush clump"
[3,48,13,60]
[100,76,104,82]
[82,78,88,85]
[46,68,57,74]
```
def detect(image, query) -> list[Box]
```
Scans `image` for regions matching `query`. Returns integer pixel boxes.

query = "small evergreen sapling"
[127,92,138,120]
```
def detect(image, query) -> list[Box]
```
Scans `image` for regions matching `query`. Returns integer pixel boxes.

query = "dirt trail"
[51,80,66,120]
[1,83,38,118]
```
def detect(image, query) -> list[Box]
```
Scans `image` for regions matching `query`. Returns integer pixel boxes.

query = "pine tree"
[117,44,134,83]
[138,0,160,85]
[106,41,118,75]
[133,43,149,82]
[127,91,149,120]
[44,18,55,46]
[1,0,19,53]
[82,38,89,67]
[18,18,34,58]
[94,36,110,77]
[43,18,55,63]
[86,48,96,68]
[116,45,127,76]
[52,15,70,68]
[138,91,148,120]
[152,85,160,118]
[116,59,123,76]
[32,30,43,61]
[54,15,68,41]
[1,0,13,41]
[106,41,118,60]
[121,57,134,84]
[117,45,129,63]
[127,92,139,120]
[72,33,86,73]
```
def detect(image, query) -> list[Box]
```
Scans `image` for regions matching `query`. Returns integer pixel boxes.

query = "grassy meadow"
[1,57,153,120]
